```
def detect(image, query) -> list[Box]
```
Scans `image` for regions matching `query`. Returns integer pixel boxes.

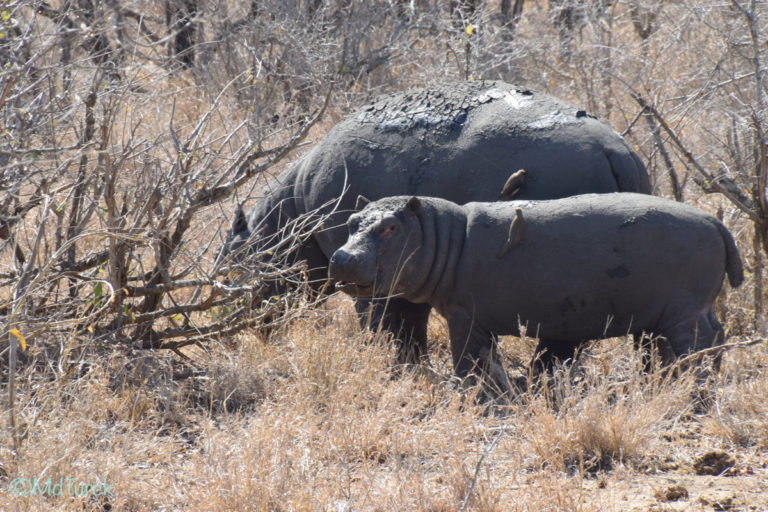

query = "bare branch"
[632,94,761,222]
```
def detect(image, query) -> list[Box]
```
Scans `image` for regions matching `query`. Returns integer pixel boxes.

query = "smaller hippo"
[329,193,743,389]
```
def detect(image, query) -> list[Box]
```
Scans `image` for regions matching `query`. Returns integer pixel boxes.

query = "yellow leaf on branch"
[10,328,26,351]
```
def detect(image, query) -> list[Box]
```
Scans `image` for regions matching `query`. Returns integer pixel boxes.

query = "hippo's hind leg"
[660,309,726,375]
[633,332,677,372]
[530,339,579,375]
[355,298,431,365]
[633,332,653,373]
[663,310,724,357]
[706,309,727,372]
[661,309,725,408]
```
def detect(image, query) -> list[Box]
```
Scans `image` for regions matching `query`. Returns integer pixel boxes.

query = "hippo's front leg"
[354,298,431,365]
[445,307,511,396]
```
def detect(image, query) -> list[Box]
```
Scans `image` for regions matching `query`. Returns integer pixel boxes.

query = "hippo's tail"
[231,206,249,235]
[713,219,744,288]
[214,206,251,270]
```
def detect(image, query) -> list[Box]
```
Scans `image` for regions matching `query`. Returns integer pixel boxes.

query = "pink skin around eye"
[381,225,396,238]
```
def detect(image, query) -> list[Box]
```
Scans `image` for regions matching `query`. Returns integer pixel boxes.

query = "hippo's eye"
[379,224,396,238]
[348,218,360,234]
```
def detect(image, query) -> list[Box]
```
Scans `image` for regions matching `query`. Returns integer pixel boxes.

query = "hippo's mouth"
[334,280,373,296]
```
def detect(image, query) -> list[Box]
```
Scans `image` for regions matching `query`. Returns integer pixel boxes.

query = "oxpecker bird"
[499,169,528,200]
[497,207,527,258]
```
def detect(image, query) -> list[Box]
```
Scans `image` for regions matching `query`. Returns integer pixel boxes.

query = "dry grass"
[3,1,768,510]
[2,297,767,511]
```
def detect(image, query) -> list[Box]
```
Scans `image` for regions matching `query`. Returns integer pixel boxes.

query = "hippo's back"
[289,82,648,255]
[458,193,735,338]
[229,83,651,280]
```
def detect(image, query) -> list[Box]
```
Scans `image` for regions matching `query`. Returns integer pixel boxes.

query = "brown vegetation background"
[1,1,767,510]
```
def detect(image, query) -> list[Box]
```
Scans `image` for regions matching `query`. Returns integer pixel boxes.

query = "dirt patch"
[655,484,689,502]
[693,450,737,476]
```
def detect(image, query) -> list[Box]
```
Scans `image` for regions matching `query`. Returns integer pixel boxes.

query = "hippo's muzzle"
[329,249,374,296]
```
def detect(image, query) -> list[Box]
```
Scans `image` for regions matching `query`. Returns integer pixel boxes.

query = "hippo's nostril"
[330,250,357,279]
[330,250,350,268]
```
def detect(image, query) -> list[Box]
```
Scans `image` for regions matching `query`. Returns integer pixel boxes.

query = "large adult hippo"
[223,80,651,362]
[329,194,743,389]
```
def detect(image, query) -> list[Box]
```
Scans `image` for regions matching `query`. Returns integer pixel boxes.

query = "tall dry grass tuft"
[514,342,696,473]
[702,345,768,449]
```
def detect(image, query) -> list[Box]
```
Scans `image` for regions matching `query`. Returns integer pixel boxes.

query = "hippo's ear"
[355,195,371,211]
[405,196,421,214]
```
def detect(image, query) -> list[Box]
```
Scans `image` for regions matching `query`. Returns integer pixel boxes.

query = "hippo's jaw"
[330,258,410,299]
[329,247,379,297]
[332,266,404,298]
[334,280,374,297]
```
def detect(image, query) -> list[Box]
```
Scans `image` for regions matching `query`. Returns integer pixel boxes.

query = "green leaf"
[93,282,103,302]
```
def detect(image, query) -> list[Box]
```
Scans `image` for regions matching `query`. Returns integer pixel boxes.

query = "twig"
[119,8,163,43]
[157,316,264,350]
[643,109,682,201]
[662,338,764,379]
[10,230,143,329]
[203,84,334,209]
[7,193,53,450]
[7,323,19,450]
[459,428,505,512]
[0,76,13,111]
[126,294,229,326]
[124,278,217,296]
[4,279,116,332]
[632,94,761,223]
[0,143,94,157]
[620,107,645,137]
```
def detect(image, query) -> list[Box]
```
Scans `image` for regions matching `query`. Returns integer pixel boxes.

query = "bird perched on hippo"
[498,169,528,200]
[329,193,743,393]
[219,80,650,364]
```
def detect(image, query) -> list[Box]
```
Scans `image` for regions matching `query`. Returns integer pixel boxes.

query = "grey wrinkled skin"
[329,193,743,387]
[222,81,650,363]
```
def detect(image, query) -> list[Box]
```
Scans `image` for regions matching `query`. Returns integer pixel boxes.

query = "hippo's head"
[329,196,424,298]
